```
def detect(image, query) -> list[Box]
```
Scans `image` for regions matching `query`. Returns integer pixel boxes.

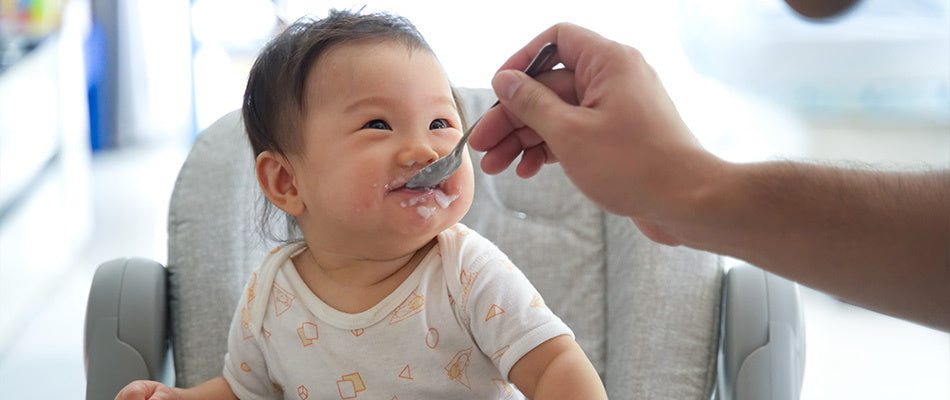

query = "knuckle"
[559,109,589,135]
[625,45,645,63]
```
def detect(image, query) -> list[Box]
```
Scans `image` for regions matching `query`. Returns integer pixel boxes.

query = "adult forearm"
[682,161,949,330]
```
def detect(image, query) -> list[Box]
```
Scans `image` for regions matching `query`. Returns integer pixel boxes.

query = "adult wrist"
[665,153,738,252]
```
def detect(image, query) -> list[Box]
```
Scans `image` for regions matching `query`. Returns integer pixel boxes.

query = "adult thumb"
[492,69,573,142]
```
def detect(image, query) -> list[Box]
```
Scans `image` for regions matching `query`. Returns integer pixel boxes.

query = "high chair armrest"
[85,258,172,399]
[718,264,805,400]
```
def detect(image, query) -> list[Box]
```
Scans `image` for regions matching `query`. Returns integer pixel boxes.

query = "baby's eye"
[429,119,449,130]
[363,119,391,130]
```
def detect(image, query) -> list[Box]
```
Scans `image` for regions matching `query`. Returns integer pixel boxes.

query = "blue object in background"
[84,20,109,151]
[83,0,119,152]
[82,0,197,151]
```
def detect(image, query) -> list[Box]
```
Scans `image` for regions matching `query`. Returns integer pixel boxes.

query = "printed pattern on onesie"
[222,223,573,400]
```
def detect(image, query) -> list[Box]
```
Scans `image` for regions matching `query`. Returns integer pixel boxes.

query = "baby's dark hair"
[243,9,435,158]
[242,9,463,242]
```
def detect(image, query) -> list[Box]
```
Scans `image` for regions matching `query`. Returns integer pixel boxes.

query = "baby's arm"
[508,335,607,399]
[114,377,237,400]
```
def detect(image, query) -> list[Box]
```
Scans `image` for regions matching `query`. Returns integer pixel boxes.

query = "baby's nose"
[398,141,439,168]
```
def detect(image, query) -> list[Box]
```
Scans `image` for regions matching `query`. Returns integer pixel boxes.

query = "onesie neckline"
[279,241,440,330]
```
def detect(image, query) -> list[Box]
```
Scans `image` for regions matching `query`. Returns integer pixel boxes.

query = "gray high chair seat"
[85,88,804,399]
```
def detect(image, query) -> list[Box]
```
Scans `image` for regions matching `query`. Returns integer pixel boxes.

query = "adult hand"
[471,23,949,331]
[469,23,723,245]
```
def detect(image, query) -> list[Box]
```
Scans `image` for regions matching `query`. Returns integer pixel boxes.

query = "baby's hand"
[115,380,182,400]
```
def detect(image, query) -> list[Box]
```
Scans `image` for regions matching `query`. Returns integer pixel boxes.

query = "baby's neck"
[292,240,436,313]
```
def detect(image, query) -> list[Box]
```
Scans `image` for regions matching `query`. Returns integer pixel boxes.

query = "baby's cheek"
[452,187,474,217]
[347,171,382,213]
[447,178,475,216]
[455,159,476,200]
[351,194,377,215]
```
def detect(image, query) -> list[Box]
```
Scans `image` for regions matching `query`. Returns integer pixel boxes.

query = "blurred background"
[0,0,947,398]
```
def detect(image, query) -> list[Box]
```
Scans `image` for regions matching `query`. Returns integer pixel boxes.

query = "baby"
[116,9,605,400]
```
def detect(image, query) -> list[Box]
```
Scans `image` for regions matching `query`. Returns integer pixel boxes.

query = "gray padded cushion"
[168,88,722,398]
[167,110,272,387]
[604,214,721,398]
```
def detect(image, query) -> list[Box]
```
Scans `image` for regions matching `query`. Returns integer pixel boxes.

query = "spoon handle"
[454,42,558,154]
[523,42,559,78]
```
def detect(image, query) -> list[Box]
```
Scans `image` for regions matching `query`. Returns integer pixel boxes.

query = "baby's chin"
[382,166,473,232]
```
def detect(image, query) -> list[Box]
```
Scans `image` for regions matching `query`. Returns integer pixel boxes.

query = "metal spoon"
[405,42,558,190]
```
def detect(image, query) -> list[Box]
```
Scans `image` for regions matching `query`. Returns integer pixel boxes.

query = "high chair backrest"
[166,88,723,398]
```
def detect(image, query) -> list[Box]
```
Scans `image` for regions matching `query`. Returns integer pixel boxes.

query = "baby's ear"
[255,151,305,216]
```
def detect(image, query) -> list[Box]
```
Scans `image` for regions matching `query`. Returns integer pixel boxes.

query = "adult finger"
[479,132,528,174]
[490,69,591,153]
[478,124,553,175]
[469,69,577,153]
[516,144,553,178]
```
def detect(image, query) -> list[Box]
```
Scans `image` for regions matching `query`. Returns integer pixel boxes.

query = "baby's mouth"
[386,183,434,194]
[389,184,457,204]
[385,172,446,194]
[394,184,436,193]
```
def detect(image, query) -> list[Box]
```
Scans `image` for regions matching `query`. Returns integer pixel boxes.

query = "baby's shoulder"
[437,224,522,288]
[439,224,504,265]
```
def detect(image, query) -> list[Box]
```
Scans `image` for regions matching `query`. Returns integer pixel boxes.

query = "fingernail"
[493,70,523,102]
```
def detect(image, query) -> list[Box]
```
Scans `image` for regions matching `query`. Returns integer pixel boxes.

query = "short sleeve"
[221,273,282,399]
[461,254,574,379]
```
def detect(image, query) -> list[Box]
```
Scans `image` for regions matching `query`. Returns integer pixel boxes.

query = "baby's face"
[289,41,474,255]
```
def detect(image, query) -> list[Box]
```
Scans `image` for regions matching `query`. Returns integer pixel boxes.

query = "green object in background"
[0,0,65,37]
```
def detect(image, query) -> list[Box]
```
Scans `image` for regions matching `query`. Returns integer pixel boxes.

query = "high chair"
[84,88,804,399]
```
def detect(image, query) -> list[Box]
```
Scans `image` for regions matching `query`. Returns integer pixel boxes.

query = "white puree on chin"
[399,188,459,219]
[400,196,427,208]
[416,206,435,218]
[433,190,459,209]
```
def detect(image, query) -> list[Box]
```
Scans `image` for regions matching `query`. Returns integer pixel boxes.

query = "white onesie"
[222,223,573,399]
